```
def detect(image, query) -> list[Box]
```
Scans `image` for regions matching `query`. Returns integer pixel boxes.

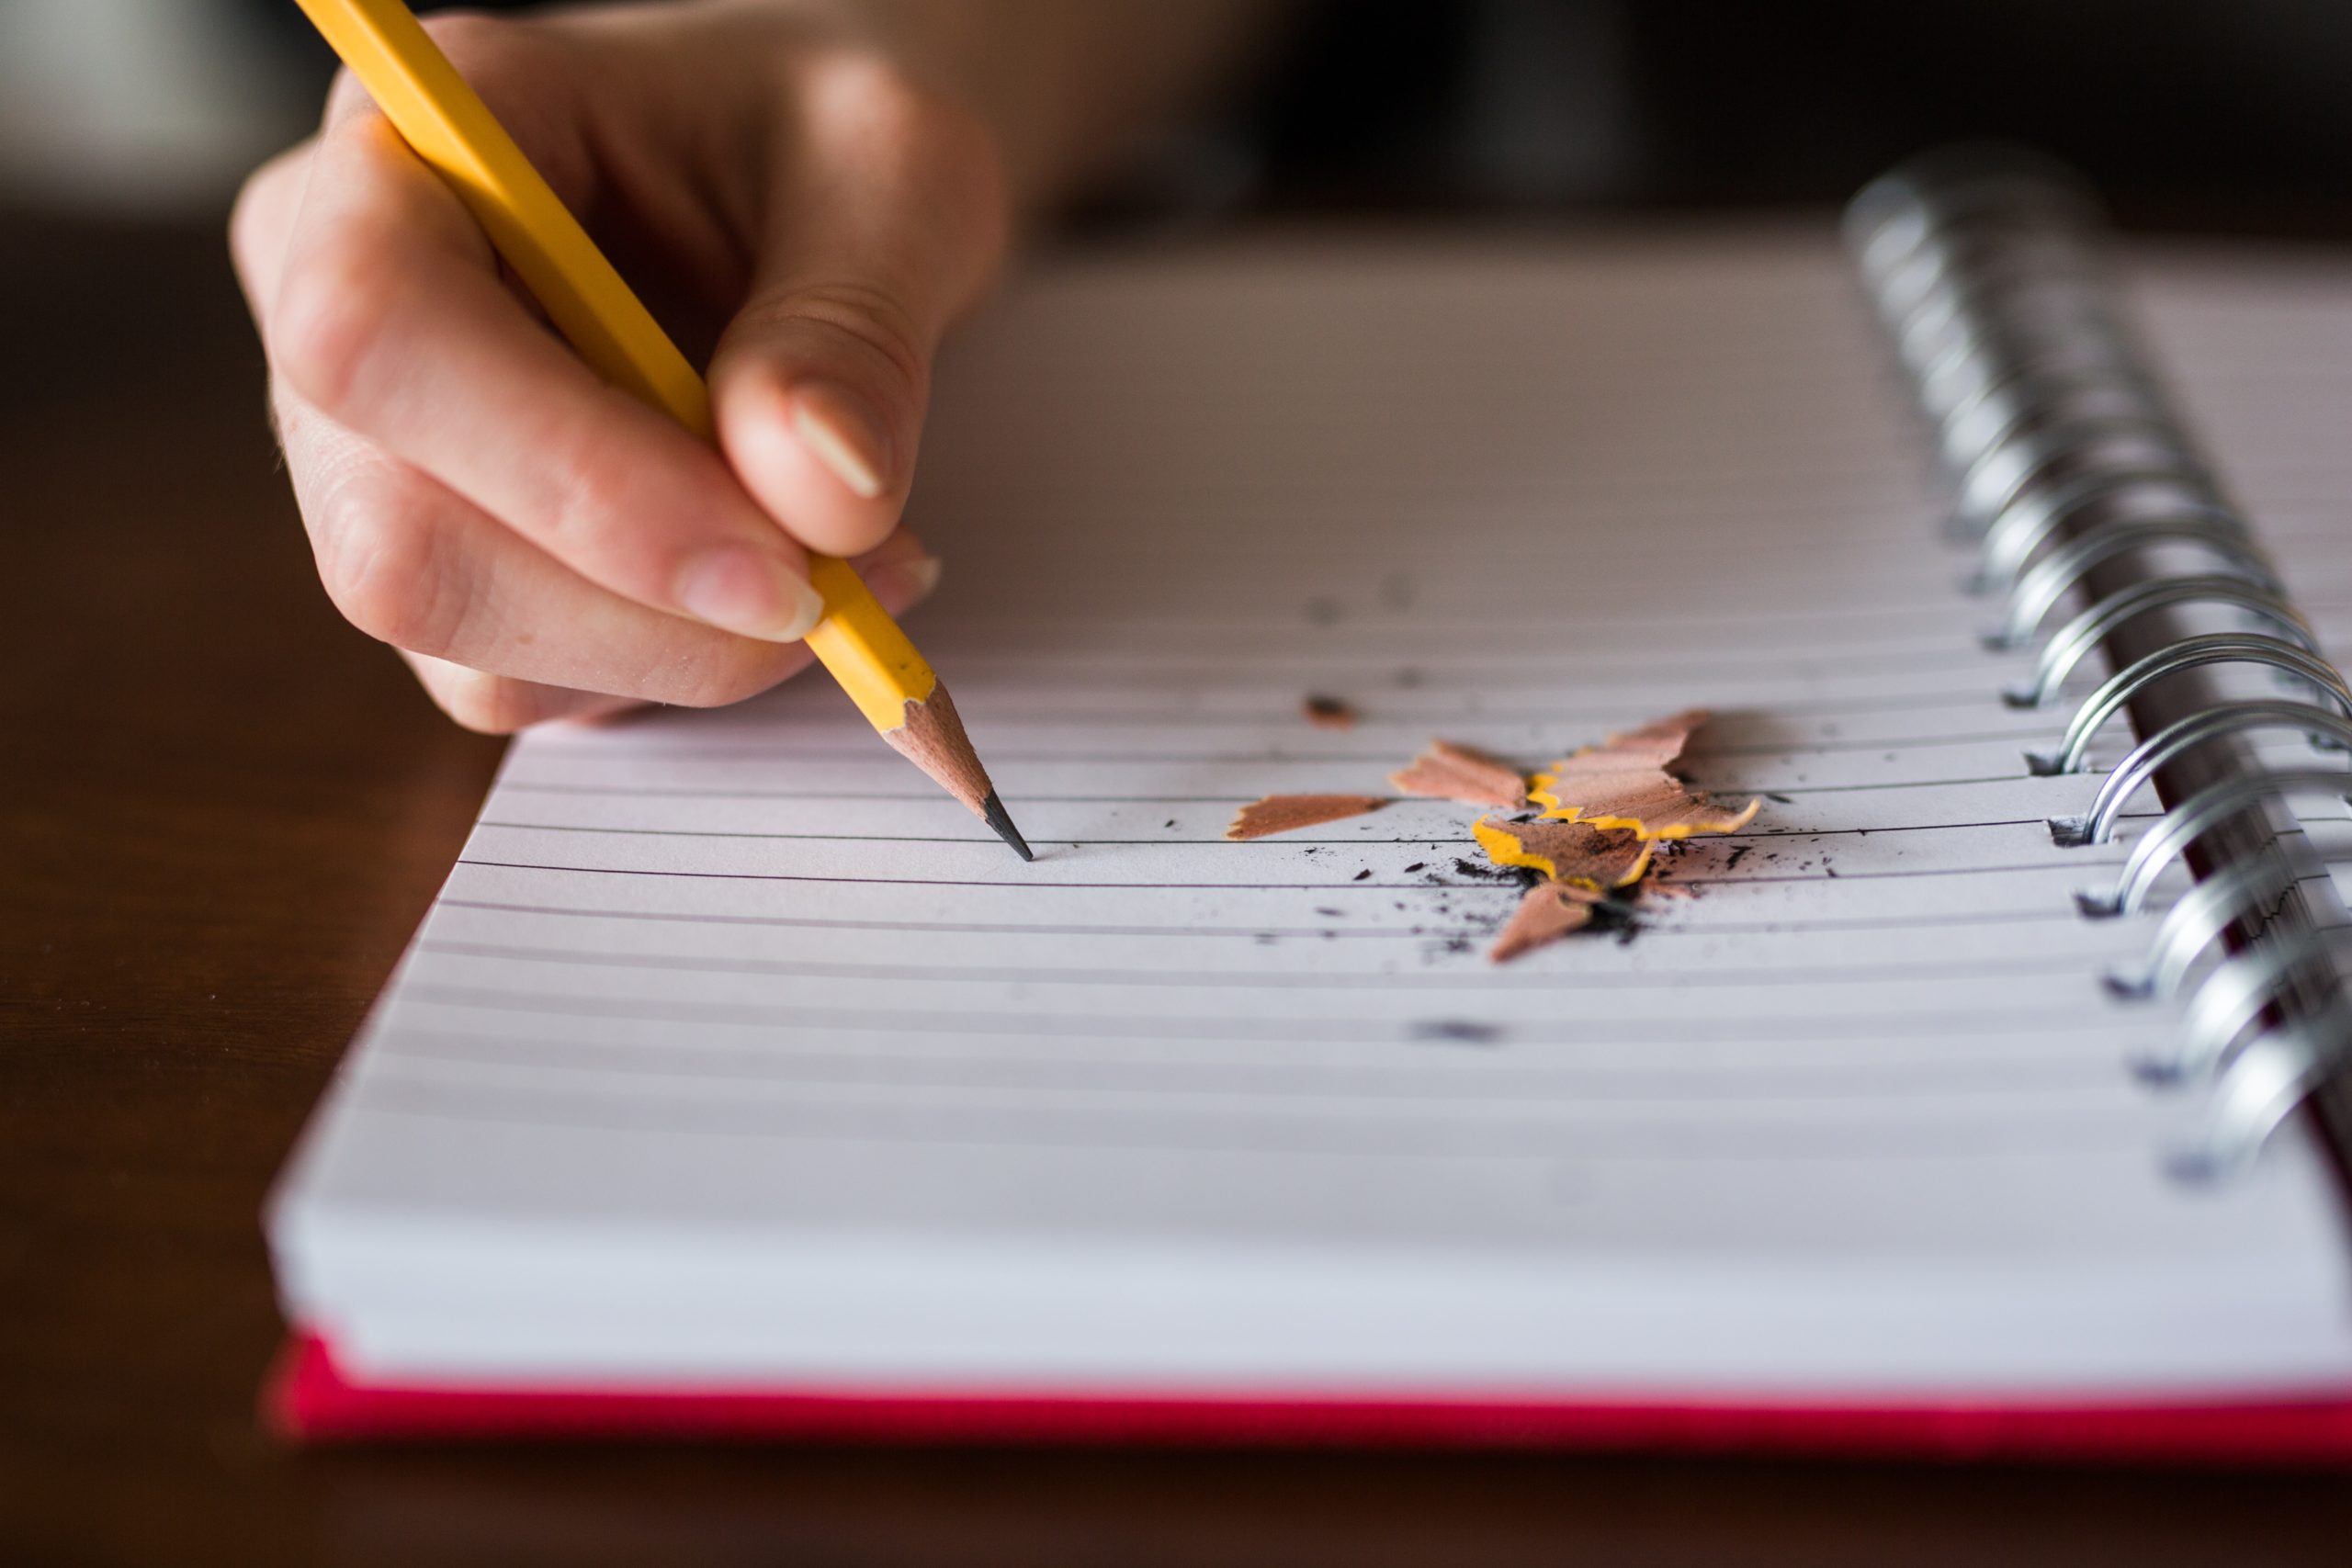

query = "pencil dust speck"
[1388,739,1527,809]
[1225,794,1388,840]
[1409,1019,1504,1045]
[1304,694,1358,728]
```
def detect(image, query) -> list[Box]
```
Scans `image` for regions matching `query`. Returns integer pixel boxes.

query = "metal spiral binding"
[2078,768,2352,921]
[2024,633,2352,777]
[1846,146,2352,1176]
[2003,575,2312,711]
[2050,701,2352,849]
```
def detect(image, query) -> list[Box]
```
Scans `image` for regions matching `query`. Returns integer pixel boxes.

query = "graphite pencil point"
[980,791,1035,862]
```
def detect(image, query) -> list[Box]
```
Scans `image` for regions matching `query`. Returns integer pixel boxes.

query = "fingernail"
[674,546,826,641]
[866,554,943,612]
[791,380,892,500]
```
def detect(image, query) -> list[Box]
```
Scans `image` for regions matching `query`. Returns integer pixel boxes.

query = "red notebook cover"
[266,1333,2352,1464]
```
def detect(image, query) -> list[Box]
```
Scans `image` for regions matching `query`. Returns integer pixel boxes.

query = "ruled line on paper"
[430,897,2088,938]
[376,1014,2153,1078]
[485,774,2036,801]
[464,810,2154,846]
[918,640,1998,677]
[388,987,2136,1046]
[520,692,2028,749]
[362,1034,2135,1123]
[449,856,2131,891]
[507,730,2063,765]
[408,937,2120,992]
[376,1011,2145,1066]
[377,1030,2136,1100]
[340,1077,2173,1166]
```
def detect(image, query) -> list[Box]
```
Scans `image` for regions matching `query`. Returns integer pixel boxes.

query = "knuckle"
[228,155,290,260]
[431,671,539,735]
[673,647,789,710]
[753,278,930,395]
[417,12,529,73]
[322,65,374,127]
[311,479,458,656]
[816,52,966,158]
[805,52,1009,261]
[829,53,939,138]
[271,233,396,420]
[528,417,649,555]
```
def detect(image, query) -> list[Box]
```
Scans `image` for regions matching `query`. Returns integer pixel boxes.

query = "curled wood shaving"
[1527,708,1759,840]
[1471,817,1654,889]
[1489,882,1606,962]
[1226,710,1761,963]
[1389,739,1527,809]
[1225,794,1388,840]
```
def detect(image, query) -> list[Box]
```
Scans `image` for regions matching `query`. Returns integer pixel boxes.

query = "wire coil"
[1847,145,2352,1177]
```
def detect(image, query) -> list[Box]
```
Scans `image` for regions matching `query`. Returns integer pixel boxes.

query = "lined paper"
[272,234,2352,1398]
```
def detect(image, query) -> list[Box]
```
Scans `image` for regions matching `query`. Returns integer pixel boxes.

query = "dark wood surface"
[6,210,2352,1568]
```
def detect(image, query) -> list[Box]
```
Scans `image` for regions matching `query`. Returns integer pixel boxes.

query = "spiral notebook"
[266,155,2352,1460]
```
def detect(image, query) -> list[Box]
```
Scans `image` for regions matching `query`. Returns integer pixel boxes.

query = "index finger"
[266,108,824,643]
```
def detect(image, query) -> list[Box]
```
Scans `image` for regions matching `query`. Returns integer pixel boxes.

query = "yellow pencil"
[291,0,1033,860]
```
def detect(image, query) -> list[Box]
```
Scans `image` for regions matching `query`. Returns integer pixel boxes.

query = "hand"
[229,3,1009,730]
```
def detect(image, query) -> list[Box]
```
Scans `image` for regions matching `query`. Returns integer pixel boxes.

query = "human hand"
[230,2,1009,729]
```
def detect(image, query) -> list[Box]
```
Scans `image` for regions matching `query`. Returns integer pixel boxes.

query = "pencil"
[290,0,1033,862]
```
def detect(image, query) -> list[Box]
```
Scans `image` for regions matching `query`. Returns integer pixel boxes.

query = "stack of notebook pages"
[265,150,2352,1459]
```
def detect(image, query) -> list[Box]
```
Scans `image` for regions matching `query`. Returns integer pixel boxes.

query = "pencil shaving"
[1303,694,1358,728]
[1527,708,1759,840]
[1225,794,1388,840]
[1233,706,1759,963]
[1389,739,1527,808]
[1538,784,1760,840]
[1489,882,1605,962]
[1471,818,1653,889]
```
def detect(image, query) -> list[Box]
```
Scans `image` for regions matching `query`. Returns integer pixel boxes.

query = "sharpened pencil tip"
[980,791,1035,862]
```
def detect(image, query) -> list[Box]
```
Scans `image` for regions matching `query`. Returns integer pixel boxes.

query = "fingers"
[401,653,641,734]
[232,17,984,736]
[229,141,314,320]
[708,54,1010,559]
[265,108,826,644]
[277,384,941,728]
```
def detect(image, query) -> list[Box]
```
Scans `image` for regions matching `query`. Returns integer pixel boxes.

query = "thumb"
[707,59,1009,560]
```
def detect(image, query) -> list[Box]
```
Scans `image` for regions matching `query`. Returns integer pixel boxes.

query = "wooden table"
[6,209,2349,1567]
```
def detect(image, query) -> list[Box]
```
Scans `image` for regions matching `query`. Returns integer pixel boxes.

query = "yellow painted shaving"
[1525,779,1761,840]
[1471,818,1653,888]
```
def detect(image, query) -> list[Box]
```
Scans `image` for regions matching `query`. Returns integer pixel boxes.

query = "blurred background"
[11,0,2352,225]
[14,6,2352,1562]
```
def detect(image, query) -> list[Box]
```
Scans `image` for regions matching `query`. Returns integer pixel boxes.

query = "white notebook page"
[271,233,2352,1399]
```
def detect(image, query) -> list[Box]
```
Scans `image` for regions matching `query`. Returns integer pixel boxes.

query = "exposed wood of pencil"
[881,684,1034,860]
